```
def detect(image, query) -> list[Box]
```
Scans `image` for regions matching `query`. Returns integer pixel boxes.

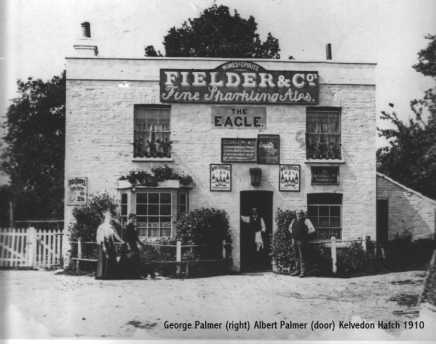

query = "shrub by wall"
[175,208,231,259]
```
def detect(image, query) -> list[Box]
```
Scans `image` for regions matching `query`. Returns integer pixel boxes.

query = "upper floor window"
[134,106,171,159]
[307,193,342,239]
[306,107,341,160]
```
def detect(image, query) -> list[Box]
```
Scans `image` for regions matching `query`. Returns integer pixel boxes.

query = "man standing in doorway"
[288,210,316,277]
[241,207,266,267]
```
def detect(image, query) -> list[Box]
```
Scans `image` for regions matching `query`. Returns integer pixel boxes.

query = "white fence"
[0,227,63,269]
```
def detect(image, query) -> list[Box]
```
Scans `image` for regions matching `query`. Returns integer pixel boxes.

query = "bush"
[336,242,368,275]
[272,209,295,273]
[175,208,230,259]
[384,236,435,270]
[70,193,119,242]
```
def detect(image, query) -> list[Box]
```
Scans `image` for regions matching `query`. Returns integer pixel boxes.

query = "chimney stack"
[73,21,98,56]
[326,43,332,60]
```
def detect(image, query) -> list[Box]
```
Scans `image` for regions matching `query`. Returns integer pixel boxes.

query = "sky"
[1,0,436,142]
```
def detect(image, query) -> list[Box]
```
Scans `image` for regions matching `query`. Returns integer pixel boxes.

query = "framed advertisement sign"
[311,166,339,185]
[210,164,232,192]
[221,138,257,163]
[279,165,300,192]
[67,177,88,205]
[257,134,280,164]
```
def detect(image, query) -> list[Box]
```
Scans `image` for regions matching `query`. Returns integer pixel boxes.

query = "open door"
[376,199,388,256]
[240,191,273,272]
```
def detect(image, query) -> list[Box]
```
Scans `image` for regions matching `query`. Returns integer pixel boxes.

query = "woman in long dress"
[95,211,124,279]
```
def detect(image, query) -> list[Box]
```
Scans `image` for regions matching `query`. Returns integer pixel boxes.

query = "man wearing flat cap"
[288,210,316,277]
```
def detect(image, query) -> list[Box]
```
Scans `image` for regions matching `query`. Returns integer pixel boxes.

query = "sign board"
[212,106,266,129]
[160,61,319,105]
[279,165,300,192]
[210,164,232,192]
[311,166,339,185]
[221,138,257,163]
[67,177,88,205]
[257,134,280,164]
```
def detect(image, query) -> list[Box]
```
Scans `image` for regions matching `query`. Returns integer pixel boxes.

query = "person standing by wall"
[288,210,316,277]
[95,210,125,279]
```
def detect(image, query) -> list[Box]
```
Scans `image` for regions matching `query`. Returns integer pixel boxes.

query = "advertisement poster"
[257,134,280,164]
[210,164,231,192]
[67,177,88,205]
[279,164,300,192]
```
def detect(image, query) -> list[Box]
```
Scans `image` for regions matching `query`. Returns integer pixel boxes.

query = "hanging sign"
[67,177,88,205]
[221,138,257,163]
[212,106,266,129]
[160,61,319,105]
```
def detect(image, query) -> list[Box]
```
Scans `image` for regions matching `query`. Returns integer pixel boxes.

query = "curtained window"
[306,108,341,159]
[136,192,172,238]
[134,106,171,158]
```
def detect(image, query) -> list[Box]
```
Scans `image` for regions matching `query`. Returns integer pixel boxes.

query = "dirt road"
[0,270,434,340]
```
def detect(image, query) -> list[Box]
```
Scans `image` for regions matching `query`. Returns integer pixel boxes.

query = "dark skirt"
[95,243,117,279]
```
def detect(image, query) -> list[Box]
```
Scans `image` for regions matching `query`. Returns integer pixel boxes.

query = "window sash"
[136,192,172,238]
[308,203,342,239]
[134,106,171,158]
[306,109,341,159]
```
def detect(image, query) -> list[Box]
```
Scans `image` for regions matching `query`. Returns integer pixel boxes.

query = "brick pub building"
[64,37,378,271]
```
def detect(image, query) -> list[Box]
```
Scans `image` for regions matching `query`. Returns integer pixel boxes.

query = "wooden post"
[331,236,337,274]
[76,238,82,273]
[8,201,14,227]
[176,240,181,276]
[222,240,226,259]
[362,237,367,252]
[26,227,37,268]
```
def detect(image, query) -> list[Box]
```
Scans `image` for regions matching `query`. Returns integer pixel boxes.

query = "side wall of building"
[376,175,436,240]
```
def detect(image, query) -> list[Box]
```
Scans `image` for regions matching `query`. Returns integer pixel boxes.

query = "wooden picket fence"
[0,227,64,269]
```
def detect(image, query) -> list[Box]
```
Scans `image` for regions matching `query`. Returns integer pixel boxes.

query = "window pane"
[148,205,159,216]
[121,205,128,216]
[319,217,330,226]
[137,193,147,204]
[160,228,171,237]
[149,216,159,223]
[160,193,171,204]
[160,205,171,216]
[136,204,147,215]
[161,216,172,223]
[148,193,159,204]
[121,194,127,203]
[319,206,329,216]
[148,227,160,237]
[330,206,340,217]
[331,216,340,226]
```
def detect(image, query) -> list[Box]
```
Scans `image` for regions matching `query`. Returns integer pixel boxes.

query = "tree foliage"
[377,34,436,199]
[1,72,65,219]
[157,4,280,58]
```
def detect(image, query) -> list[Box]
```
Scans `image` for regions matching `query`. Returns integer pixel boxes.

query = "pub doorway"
[240,191,273,272]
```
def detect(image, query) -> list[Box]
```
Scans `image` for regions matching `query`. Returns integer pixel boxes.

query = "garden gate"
[0,227,63,268]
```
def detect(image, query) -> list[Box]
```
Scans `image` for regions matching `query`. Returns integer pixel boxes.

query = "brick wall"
[376,173,436,240]
[65,58,376,270]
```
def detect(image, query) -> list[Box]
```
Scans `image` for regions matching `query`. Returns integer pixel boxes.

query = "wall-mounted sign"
[257,134,280,164]
[67,177,88,205]
[311,166,339,185]
[212,106,266,129]
[221,138,257,163]
[279,165,300,192]
[160,61,319,105]
[210,164,232,192]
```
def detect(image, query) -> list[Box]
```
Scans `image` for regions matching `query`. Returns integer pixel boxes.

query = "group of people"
[243,207,315,277]
[95,211,151,279]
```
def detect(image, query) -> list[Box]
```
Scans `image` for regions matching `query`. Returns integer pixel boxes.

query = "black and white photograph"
[1,0,436,342]
[210,163,232,191]
[279,164,300,192]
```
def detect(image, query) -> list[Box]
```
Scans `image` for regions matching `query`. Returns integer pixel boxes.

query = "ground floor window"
[178,191,189,218]
[136,191,172,238]
[307,193,342,239]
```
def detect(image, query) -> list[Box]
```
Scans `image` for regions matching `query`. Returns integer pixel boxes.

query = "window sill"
[133,157,174,162]
[305,159,345,165]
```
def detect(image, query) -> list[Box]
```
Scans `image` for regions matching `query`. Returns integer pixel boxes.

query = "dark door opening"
[376,199,388,256]
[240,191,273,272]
